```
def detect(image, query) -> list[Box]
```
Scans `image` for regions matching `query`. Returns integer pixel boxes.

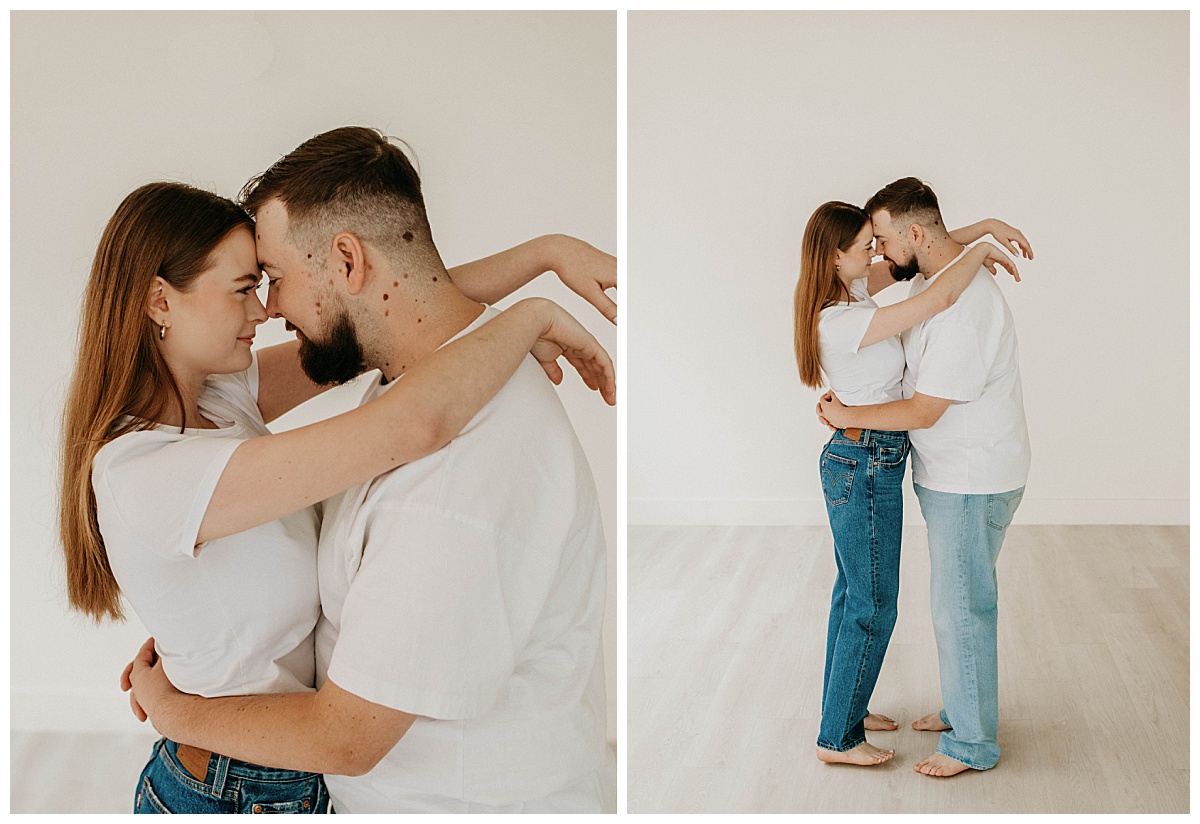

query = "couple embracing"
[793,178,1031,777]
[61,126,615,812]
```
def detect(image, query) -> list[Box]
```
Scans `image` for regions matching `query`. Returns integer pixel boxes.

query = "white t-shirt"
[93,353,320,697]
[818,276,905,406]
[900,251,1031,494]
[315,307,609,813]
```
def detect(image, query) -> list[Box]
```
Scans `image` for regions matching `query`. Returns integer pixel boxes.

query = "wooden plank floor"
[628,525,1189,814]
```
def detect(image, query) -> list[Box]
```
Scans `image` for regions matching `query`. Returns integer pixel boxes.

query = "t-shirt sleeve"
[327,506,518,720]
[93,432,244,560]
[819,304,876,355]
[913,305,1002,403]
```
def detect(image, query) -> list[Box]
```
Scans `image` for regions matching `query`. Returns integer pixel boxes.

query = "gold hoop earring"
[159,324,167,341]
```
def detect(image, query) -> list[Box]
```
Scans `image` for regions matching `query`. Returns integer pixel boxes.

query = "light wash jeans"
[817,428,909,752]
[915,484,1024,770]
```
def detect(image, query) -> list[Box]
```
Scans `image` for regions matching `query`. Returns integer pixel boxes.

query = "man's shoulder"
[929,269,1006,326]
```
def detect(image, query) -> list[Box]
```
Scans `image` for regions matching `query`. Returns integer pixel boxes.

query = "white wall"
[628,11,1188,526]
[11,11,618,741]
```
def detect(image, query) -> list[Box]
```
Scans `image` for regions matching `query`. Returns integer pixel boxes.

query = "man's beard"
[888,254,921,282]
[297,310,366,386]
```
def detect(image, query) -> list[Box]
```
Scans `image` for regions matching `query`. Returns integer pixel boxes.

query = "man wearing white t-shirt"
[128,127,613,811]
[819,178,1030,778]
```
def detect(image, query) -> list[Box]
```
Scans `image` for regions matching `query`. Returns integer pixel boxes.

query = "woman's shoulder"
[93,422,246,476]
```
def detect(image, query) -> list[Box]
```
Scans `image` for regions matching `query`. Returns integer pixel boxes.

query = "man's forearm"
[448,235,560,305]
[837,398,935,431]
[151,689,355,776]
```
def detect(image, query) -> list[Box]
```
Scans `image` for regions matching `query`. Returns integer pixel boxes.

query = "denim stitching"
[820,452,856,507]
[140,775,171,813]
[158,740,220,798]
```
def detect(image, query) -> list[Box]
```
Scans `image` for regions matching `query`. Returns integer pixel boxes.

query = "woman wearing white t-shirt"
[59,182,615,813]
[793,200,1021,767]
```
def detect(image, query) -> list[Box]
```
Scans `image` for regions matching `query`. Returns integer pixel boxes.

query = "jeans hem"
[935,739,997,771]
[816,736,867,753]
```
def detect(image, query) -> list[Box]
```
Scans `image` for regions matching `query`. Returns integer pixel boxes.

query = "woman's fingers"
[129,692,147,723]
[539,359,565,385]
[588,283,618,325]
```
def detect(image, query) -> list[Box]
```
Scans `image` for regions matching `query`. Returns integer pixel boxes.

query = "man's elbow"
[914,403,949,429]
[323,740,392,777]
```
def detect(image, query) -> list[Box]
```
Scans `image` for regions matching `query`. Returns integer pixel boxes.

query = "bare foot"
[816,741,895,766]
[864,712,898,731]
[911,711,951,732]
[913,752,971,777]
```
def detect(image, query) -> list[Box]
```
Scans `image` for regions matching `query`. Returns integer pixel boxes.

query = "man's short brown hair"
[240,126,432,264]
[864,177,945,235]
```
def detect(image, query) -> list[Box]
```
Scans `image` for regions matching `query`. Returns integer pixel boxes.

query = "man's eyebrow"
[259,261,277,272]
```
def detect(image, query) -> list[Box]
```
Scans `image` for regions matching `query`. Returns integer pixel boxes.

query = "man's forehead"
[870,210,896,235]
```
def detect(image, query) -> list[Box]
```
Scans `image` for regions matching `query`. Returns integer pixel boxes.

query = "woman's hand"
[120,637,159,723]
[818,391,850,429]
[525,299,616,405]
[986,220,1033,260]
[546,235,617,324]
[976,241,1021,282]
[122,637,180,733]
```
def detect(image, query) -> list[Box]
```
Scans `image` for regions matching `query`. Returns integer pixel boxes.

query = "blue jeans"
[817,428,909,752]
[915,484,1024,770]
[133,738,330,814]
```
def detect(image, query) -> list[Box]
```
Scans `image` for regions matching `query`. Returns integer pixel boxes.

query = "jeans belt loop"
[211,752,232,797]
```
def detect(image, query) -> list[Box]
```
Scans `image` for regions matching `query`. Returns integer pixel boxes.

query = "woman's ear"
[330,232,369,296]
[146,277,171,326]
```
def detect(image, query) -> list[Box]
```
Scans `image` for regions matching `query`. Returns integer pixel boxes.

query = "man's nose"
[265,284,283,319]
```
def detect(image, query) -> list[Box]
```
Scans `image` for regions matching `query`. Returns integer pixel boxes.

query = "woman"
[60,182,615,813]
[793,201,1026,767]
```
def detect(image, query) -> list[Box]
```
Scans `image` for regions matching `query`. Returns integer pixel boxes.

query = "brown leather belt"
[177,743,213,781]
[842,427,862,441]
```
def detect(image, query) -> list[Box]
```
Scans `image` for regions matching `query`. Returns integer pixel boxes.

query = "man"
[128,126,613,811]
[818,177,1030,777]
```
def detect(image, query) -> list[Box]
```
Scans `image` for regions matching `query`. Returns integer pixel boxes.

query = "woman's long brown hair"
[60,183,253,621]
[793,201,870,388]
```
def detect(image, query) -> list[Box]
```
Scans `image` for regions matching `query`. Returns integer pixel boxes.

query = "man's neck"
[918,238,967,281]
[366,273,487,383]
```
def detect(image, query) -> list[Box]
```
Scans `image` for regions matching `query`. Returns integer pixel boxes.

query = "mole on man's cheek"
[403,231,414,242]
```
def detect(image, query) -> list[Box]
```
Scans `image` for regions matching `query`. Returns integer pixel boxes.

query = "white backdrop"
[628,10,1188,526]
[11,11,618,742]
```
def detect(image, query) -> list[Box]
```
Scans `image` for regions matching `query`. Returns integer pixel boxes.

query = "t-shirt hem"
[912,474,1030,496]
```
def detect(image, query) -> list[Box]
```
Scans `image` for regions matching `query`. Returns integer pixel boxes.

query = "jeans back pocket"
[820,452,857,507]
[987,488,1024,530]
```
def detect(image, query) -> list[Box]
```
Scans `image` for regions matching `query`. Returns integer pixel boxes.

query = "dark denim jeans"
[817,428,909,752]
[133,737,330,814]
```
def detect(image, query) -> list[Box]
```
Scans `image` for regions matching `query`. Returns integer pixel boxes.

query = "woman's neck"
[154,374,218,430]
